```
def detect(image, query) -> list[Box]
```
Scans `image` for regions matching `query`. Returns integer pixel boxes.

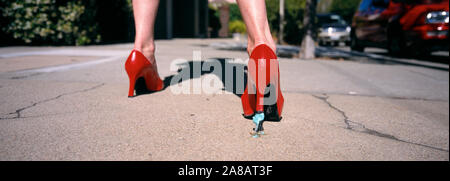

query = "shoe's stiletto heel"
[241,86,256,118]
[243,44,284,137]
[127,75,136,97]
[125,49,164,97]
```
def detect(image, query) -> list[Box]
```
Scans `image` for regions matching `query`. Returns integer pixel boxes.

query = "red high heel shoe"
[241,44,284,137]
[125,49,164,97]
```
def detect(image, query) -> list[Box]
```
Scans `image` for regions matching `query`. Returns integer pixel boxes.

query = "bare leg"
[236,0,276,55]
[132,0,159,64]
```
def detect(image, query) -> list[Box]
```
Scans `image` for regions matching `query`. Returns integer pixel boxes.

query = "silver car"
[317,14,351,46]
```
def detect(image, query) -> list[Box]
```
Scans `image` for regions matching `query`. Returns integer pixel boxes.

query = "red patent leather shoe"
[241,44,284,137]
[125,49,164,97]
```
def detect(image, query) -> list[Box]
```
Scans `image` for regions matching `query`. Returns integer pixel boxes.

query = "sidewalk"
[0,39,448,160]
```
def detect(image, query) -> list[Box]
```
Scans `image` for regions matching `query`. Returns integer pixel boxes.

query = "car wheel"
[388,35,405,56]
[333,42,340,46]
[350,31,364,52]
[345,41,351,46]
[416,48,431,57]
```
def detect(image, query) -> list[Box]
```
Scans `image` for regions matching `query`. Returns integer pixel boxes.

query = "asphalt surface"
[0,39,448,160]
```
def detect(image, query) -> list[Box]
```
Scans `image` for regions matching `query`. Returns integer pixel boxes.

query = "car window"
[358,0,389,16]
[359,0,373,11]
[318,15,347,27]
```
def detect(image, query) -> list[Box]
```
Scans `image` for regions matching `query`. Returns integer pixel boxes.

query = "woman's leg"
[236,0,276,55]
[132,0,160,63]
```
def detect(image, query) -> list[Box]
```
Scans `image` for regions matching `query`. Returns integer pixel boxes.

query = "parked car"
[317,13,351,46]
[351,0,449,55]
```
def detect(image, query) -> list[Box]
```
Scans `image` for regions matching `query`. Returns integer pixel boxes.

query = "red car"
[351,0,449,55]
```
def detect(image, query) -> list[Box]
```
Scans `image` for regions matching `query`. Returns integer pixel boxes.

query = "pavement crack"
[0,83,105,120]
[312,94,449,153]
[313,94,352,129]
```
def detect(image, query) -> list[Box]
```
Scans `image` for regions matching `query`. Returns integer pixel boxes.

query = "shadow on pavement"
[133,58,283,123]
[373,51,449,65]
[316,47,449,71]
[133,58,248,98]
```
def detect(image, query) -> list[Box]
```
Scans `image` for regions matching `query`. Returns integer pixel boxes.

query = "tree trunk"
[279,0,285,44]
[299,0,317,59]
[218,4,230,38]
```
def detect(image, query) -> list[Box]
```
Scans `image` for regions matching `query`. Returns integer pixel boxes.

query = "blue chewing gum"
[252,113,265,138]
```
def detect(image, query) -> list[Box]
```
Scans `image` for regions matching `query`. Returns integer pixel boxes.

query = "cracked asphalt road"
[0,39,448,160]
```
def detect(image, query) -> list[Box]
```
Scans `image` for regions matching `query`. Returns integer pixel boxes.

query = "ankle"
[134,43,156,62]
[135,42,155,54]
[247,38,276,55]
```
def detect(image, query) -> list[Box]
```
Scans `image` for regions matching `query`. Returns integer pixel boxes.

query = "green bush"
[229,20,246,34]
[1,0,100,45]
[229,3,242,22]
[329,0,361,22]
[266,0,307,45]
